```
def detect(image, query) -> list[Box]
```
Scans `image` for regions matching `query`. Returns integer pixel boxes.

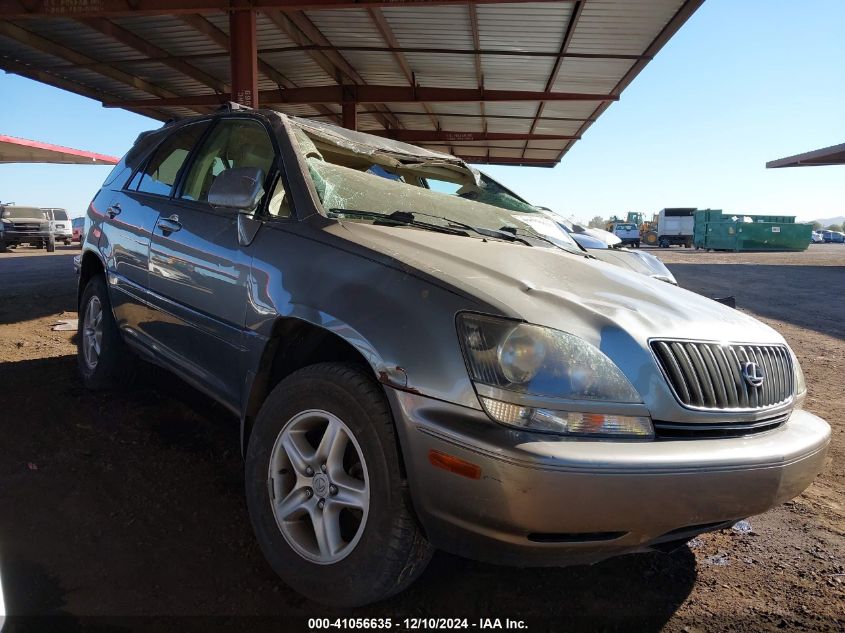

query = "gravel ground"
[0,243,842,632]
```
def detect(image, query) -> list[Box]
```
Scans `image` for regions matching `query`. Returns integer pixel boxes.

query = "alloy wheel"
[82,296,103,370]
[267,409,370,564]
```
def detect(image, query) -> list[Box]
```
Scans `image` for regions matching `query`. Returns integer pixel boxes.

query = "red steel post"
[229,7,258,108]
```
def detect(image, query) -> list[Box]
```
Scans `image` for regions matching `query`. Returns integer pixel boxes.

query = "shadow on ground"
[667,264,845,340]
[0,250,77,324]
[0,354,697,631]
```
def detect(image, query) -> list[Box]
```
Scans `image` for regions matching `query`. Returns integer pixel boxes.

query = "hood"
[1,206,47,222]
[329,222,783,351]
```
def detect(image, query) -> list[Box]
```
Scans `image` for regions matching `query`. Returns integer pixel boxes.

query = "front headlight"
[790,349,807,408]
[457,313,651,438]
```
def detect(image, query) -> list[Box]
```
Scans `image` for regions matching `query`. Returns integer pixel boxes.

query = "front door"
[101,120,211,337]
[147,117,277,409]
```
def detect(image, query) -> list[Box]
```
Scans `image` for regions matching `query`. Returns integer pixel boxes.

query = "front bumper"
[1,229,52,243]
[387,388,830,566]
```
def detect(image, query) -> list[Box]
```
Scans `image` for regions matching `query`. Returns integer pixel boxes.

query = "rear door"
[146,116,277,407]
[100,120,212,341]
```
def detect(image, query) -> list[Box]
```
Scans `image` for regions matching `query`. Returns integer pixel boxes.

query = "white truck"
[643,208,696,248]
[609,222,640,247]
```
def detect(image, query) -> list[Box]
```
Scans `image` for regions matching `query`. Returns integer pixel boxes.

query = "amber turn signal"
[428,450,481,480]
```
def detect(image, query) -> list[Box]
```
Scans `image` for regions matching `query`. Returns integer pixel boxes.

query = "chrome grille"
[651,340,793,410]
[12,222,41,233]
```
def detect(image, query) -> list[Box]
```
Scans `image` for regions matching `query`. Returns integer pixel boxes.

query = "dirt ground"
[0,243,842,632]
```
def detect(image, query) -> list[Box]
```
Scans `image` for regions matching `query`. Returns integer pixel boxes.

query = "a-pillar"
[230,6,258,107]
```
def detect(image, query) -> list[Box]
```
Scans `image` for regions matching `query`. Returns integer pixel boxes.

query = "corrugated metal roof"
[476,2,571,52]
[0,0,703,166]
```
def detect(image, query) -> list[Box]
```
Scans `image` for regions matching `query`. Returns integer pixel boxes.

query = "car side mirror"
[208,167,265,213]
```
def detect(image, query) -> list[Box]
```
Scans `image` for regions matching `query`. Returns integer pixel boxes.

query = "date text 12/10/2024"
[308,618,528,630]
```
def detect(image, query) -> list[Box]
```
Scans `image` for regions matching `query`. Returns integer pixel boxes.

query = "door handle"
[107,202,121,219]
[157,214,182,234]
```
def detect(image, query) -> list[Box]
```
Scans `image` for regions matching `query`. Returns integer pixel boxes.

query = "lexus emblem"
[741,361,765,388]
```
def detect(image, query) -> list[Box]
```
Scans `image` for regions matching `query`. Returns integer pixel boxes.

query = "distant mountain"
[813,215,845,226]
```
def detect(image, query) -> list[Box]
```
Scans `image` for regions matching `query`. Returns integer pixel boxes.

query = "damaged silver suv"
[77,108,830,606]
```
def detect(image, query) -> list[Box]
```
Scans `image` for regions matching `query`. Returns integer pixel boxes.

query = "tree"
[826,223,843,232]
[588,216,606,229]
[811,221,823,231]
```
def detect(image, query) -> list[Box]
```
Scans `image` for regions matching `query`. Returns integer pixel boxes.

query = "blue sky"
[1,0,843,223]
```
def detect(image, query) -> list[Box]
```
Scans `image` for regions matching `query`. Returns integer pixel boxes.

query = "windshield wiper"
[328,209,470,237]
[328,208,532,245]
[404,211,533,246]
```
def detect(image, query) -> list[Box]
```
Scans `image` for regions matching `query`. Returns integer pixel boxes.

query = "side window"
[267,175,292,218]
[134,122,211,197]
[179,119,276,204]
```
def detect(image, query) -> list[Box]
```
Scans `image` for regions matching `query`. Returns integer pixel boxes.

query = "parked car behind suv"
[42,207,73,246]
[76,108,830,607]
[0,205,54,252]
[72,216,85,247]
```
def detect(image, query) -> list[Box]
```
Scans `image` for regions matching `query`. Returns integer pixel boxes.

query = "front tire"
[245,363,433,607]
[77,274,135,389]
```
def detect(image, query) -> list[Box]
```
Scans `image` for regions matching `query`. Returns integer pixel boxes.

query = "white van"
[42,208,73,245]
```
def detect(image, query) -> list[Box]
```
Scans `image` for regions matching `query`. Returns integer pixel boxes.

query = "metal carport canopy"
[0,0,704,167]
[766,143,845,168]
[0,134,119,164]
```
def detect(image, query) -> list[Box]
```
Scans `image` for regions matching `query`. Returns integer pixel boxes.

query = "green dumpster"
[693,210,812,251]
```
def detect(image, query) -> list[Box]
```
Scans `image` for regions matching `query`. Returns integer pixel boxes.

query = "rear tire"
[77,274,136,389]
[245,363,433,607]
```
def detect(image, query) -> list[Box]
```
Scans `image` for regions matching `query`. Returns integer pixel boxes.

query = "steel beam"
[342,101,357,130]
[105,85,616,108]
[229,7,258,107]
[354,111,593,122]
[0,1,570,20]
[40,45,649,64]
[455,155,555,166]
[372,130,578,142]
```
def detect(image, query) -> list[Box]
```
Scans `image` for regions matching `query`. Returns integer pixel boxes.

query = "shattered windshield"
[292,123,580,253]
